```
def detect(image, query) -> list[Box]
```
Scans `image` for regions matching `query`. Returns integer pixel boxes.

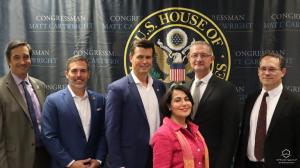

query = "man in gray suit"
[0,40,50,168]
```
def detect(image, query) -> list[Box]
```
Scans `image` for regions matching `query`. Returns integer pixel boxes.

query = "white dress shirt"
[68,85,91,141]
[131,72,160,145]
[247,84,283,161]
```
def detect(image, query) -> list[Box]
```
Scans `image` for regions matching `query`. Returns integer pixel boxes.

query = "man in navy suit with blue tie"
[42,55,107,168]
[105,39,166,168]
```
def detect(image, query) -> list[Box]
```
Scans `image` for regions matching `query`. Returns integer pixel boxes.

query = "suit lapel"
[87,91,97,142]
[194,76,216,119]
[200,76,215,105]
[128,74,148,120]
[266,90,288,139]
[152,80,163,100]
[5,74,31,119]
[152,79,164,121]
[29,77,44,110]
[63,88,86,135]
[244,91,260,137]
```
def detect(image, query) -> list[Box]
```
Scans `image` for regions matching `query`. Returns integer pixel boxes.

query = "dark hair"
[160,84,194,120]
[66,55,89,71]
[5,40,32,62]
[259,52,286,69]
[129,39,155,57]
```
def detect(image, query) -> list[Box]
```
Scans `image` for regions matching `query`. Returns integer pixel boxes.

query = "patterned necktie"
[21,81,42,146]
[254,92,269,160]
[191,81,202,119]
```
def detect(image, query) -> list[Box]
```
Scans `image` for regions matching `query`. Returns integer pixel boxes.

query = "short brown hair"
[259,52,286,69]
[66,55,89,71]
[5,40,32,62]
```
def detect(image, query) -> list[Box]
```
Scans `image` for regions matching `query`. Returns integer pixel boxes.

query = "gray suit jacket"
[0,73,46,168]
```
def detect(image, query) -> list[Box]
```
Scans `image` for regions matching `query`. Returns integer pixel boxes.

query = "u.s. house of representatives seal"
[124,7,231,83]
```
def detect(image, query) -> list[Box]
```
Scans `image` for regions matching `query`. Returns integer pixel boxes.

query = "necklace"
[183,124,188,128]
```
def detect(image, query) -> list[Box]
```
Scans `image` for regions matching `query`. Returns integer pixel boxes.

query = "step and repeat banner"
[1,0,300,103]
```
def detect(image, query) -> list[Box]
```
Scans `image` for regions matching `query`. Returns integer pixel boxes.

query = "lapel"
[266,89,288,139]
[29,77,44,110]
[87,90,97,142]
[152,79,163,100]
[63,88,86,136]
[5,73,31,120]
[199,75,216,106]
[244,91,261,135]
[193,75,216,118]
[128,74,147,120]
[152,79,164,121]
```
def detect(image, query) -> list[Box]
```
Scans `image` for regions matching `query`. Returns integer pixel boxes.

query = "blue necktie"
[21,81,42,146]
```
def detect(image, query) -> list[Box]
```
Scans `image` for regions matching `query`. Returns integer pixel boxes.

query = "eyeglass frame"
[258,66,283,73]
[189,53,212,59]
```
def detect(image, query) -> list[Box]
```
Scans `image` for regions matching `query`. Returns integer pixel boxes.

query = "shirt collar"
[11,72,30,85]
[131,71,153,87]
[67,85,88,99]
[262,83,283,98]
[163,117,199,132]
[194,71,212,84]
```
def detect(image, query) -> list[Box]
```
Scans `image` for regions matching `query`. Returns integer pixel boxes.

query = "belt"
[246,159,265,168]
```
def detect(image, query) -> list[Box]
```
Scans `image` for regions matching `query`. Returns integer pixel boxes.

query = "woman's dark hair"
[160,84,194,120]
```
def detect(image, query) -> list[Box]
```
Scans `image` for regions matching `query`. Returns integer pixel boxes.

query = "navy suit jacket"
[187,75,241,168]
[42,88,106,168]
[105,74,166,168]
[235,88,300,168]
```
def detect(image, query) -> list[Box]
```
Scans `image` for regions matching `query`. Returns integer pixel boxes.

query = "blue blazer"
[105,74,166,168]
[42,88,107,168]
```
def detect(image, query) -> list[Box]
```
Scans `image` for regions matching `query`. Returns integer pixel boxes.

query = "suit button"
[32,142,35,146]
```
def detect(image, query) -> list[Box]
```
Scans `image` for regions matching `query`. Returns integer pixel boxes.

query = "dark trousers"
[245,158,265,168]
[34,146,51,168]
[146,146,153,168]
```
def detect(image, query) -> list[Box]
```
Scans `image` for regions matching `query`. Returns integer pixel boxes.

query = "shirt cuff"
[66,160,75,167]
[97,160,102,166]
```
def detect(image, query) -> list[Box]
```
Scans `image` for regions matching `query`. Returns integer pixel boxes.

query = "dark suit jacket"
[0,73,46,168]
[235,88,300,168]
[188,75,241,168]
[105,74,166,168]
[42,88,107,168]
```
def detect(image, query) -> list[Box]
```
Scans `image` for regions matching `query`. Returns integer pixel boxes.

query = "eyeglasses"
[259,67,281,73]
[190,53,211,59]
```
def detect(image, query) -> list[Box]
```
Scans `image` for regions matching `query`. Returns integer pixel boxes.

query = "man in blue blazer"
[42,55,107,168]
[105,39,166,168]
